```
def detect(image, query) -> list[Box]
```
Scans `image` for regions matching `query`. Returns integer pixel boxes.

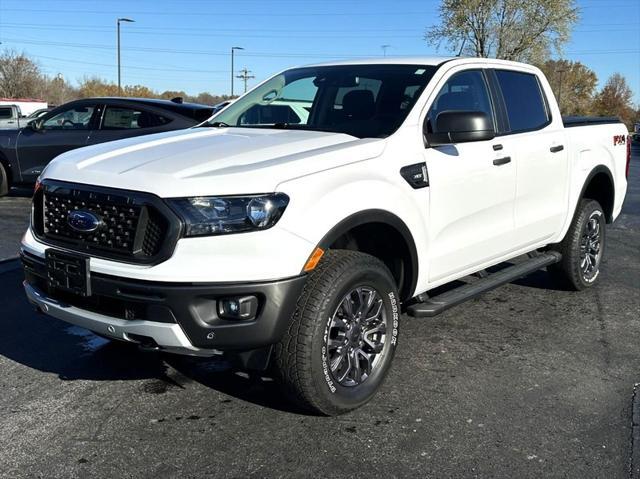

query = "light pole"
[117,17,135,95]
[381,44,391,57]
[231,46,244,96]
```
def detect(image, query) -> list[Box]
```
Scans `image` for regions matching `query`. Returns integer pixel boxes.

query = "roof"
[306,56,457,67]
[303,56,537,71]
[87,97,214,111]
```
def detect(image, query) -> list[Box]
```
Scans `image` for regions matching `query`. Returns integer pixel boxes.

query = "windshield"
[207,64,437,139]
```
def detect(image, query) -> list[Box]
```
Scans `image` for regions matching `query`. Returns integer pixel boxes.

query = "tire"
[548,199,606,290]
[0,162,9,197]
[274,250,400,416]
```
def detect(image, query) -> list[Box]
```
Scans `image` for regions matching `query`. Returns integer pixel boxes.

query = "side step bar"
[406,251,562,318]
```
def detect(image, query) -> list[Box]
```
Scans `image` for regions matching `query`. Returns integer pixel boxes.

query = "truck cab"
[0,105,22,129]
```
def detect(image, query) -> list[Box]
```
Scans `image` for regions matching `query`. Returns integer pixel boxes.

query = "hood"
[43,127,386,197]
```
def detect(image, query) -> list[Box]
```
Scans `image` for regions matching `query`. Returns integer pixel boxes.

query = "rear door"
[423,68,517,282]
[15,102,98,182]
[87,104,175,145]
[490,69,569,247]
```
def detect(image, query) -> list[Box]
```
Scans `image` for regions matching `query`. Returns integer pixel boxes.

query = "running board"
[406,251,562,318]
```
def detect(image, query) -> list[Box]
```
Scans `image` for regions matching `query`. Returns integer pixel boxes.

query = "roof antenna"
[457,38,467,57]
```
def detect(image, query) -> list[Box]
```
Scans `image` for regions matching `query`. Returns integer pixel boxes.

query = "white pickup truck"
[21,57,629,415]
[0,104,23,129]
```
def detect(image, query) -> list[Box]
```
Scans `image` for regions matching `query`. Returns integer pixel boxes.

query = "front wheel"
[274,250,400,415]
[548,199,606,290]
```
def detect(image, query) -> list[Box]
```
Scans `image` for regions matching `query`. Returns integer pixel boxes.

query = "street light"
[231,46,244,96]
[117,17,135,95]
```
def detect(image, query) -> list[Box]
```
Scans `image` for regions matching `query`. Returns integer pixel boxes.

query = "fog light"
[218,296,258,320]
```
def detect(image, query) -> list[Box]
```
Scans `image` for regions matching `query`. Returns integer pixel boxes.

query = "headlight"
[168,193,289,237]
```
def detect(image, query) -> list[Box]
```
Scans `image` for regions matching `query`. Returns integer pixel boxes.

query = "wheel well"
[328,221,416,301]
[582,171,614,223]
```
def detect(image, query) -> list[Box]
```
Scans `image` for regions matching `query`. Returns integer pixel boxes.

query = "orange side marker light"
[303,247,325,272]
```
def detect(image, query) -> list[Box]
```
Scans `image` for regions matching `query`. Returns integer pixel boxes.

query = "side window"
[0,107,13,119]
[101,107,171,130]
[42,105,96,130]
[495,70,549,133]
[427,70,494,133]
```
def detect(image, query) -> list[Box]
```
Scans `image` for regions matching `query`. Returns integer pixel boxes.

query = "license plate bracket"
[45,249,91,297]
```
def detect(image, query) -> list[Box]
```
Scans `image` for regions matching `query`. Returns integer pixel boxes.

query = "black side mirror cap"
[27,120,43,131]
[425,111,495,147]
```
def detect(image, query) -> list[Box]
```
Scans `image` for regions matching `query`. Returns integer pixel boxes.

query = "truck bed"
[563,116,622,128]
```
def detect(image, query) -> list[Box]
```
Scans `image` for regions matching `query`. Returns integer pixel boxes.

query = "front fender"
[276,158,430,293]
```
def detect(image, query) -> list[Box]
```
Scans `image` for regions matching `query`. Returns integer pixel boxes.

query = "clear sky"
[0,0,638,102]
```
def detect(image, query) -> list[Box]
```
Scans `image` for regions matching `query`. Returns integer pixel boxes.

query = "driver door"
[424,69,517,283]
[16,102,99,182]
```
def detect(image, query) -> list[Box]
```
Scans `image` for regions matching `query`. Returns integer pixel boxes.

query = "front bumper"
[22,251,307,354]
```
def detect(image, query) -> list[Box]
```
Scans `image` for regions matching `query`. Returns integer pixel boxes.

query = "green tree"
[425,0,579,63]
[539,59,597,116]
[0,50,44,98]
[592,73,635,129]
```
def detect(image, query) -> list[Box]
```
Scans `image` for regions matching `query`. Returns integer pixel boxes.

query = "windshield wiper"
[205,121,230,128]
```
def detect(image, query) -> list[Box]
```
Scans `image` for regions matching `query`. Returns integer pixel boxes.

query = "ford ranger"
[20,57,630,415]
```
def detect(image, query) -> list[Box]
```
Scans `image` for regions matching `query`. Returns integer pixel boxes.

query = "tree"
[539,59,597,116]
[37,75,77,107]
[76,77,120,98]
[425,0,579,63]
[0,50,44,98]
[592,73,635,129]
[123,85,156,98]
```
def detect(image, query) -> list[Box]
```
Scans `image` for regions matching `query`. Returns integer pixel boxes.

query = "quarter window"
[495,70,549,133]
[427,70,494,133]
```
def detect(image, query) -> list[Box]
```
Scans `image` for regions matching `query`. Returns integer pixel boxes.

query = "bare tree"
[426,0,579,63]
[592,73,635,129]
[0,50,44,98]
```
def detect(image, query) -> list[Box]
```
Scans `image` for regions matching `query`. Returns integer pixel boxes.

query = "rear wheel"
[0,163,9,197]
[274,250,400,415]
[548,199,606,290]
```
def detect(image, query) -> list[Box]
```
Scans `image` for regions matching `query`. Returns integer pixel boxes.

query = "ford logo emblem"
[67,210,102,233]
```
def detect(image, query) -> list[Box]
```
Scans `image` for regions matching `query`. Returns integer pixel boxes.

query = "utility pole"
[117,17,135,95]
[381,44,391,57]
[236,68,255,94]
[231,46,244,96]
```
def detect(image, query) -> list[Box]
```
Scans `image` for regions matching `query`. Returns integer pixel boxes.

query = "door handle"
[493,157,511,166]
[492,144,503,151]
[550,145,564,153]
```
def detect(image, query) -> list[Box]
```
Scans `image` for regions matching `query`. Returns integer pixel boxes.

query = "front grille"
[33,180,181,264]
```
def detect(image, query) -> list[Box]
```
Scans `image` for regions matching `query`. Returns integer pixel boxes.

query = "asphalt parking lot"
[0,146,638,478]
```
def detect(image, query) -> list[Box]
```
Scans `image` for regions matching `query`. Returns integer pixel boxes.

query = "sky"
[0,0,638,103]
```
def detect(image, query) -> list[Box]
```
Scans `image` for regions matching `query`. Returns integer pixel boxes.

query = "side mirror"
[27,119,43,131]
[425,111,495,147]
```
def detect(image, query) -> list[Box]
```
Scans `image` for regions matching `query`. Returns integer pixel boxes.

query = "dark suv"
[0,97,214,195]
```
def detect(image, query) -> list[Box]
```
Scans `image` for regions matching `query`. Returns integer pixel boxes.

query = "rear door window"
[495,70,550,133]
[102,106,171,129]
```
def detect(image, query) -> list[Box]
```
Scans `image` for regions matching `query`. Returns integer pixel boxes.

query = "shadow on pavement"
[0,267,298,412]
